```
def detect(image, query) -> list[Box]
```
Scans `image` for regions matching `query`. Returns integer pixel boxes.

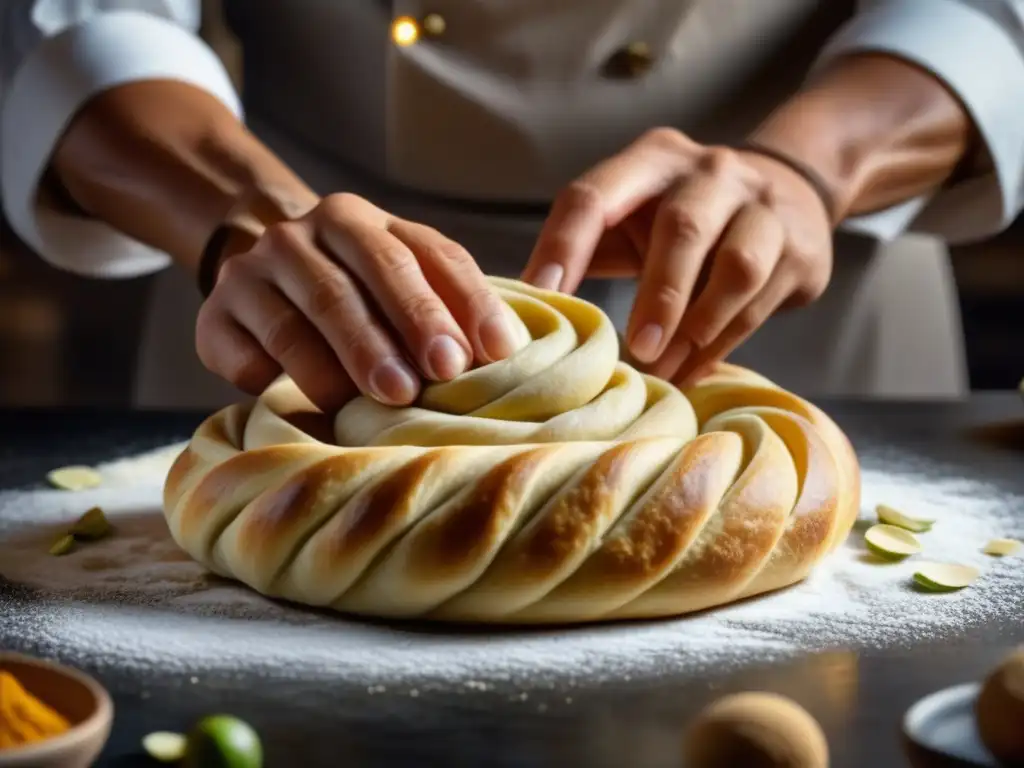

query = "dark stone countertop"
[1,397,1022,768]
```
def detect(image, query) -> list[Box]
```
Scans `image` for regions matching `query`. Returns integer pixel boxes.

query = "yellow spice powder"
[0,670,72,749]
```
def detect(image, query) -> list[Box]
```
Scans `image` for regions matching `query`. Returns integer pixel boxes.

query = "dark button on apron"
[603,41,654,78]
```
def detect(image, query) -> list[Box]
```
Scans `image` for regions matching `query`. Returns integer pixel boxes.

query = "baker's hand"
[196,193,518,412]
[521,128,834,384]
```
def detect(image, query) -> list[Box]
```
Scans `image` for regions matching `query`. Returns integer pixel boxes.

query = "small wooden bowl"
[0,653,113,768]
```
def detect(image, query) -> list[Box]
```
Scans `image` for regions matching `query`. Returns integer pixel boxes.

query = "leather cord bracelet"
[736,139,839,225]
[197,223,233,298]
[197,212,265,298]
[197,188,310,298]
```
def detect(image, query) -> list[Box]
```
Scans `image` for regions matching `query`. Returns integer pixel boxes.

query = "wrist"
[747,94,863,224]
[193,126,322,294]
[748,53,972,222]
[197,191,288,298]
[736,140,839,227]
[185,124,320,281]
[50,80,319,278]
[197,216,259,298]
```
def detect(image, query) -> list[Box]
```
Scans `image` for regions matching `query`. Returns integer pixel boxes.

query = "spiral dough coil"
[164,277,861,625]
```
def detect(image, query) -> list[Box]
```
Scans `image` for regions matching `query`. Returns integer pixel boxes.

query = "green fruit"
[184,715,262,768]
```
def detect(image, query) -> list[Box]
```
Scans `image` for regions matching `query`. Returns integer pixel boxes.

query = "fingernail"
[532,264,564,291]
[425,335,469,380]
[369,357,419,404]
[630,323,664,363]
[478,313,517,362]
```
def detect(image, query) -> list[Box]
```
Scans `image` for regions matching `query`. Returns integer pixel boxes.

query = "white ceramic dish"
[902,683,997,768]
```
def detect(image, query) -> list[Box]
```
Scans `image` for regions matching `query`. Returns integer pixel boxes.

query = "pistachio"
[983,538,1022,557]
[70,506,112,541]
[913,562,980,592]
[864,524,922,560]
[49,534,75,556]
[875,503,934,533]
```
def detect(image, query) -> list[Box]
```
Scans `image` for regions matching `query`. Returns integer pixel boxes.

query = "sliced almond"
[864,524,922,560]
[983,538,1022,557]
[913,562,980,592]
[46,466,102,491]
[876,503,934,533]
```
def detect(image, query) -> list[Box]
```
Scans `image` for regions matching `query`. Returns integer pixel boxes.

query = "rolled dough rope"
[163,277,860,625]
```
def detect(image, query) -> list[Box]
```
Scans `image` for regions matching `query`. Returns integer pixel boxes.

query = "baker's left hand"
[521,128,834,385]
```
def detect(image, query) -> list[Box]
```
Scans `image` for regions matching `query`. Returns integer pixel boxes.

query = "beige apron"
[134,0,967,409]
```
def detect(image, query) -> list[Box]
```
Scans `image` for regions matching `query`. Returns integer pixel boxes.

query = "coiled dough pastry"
[164,277,860,624]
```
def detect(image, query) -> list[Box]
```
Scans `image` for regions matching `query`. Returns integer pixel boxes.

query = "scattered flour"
[0,442,1021,687]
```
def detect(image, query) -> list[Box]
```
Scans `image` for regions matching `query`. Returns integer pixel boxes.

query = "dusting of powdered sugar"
[0,442,1021,688]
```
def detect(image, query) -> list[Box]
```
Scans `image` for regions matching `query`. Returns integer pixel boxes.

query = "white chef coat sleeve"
[813,0,1024,245]
[0,2,242,278]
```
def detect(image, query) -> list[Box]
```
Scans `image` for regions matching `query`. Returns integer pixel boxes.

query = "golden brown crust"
[162,278,860,625]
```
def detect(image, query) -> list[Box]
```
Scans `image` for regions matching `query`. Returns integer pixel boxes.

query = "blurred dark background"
[1,6,1021,408]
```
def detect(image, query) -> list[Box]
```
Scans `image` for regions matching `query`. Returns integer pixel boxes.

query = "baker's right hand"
[195,193,518,412]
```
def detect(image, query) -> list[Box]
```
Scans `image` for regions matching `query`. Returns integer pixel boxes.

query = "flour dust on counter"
[0,443,1021,688]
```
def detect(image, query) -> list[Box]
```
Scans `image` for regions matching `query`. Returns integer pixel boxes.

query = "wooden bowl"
[0,653,113,768]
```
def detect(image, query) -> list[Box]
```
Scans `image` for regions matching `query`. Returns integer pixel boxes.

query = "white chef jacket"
[3,0,1024,408]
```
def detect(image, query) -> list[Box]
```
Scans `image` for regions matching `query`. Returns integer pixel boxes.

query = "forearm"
[51,80,319,277]
[749,53,973,224]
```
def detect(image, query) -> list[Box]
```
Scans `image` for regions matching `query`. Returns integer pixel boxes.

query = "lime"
[46,465,103,491]
[864,524,922,560]
[875,503,934,533]
[184,715,262,768]
[143,731,187,763]
[913,562,979,592]
[983,538,1021,557]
